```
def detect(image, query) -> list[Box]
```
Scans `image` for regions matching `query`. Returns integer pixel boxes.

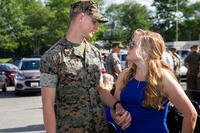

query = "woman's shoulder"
[161,68,181,94]
[162,68,175,80]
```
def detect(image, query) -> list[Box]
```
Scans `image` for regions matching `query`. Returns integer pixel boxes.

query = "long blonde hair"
[118,29,175,110]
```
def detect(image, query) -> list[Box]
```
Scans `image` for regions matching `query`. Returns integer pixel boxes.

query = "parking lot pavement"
[0,87,45,133]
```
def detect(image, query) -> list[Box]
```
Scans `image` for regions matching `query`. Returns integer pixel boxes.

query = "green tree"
[104,1,152,48]
[0,0,31,57]
[0,0,52,57]
[178,2,200,41]
[151,0,200,41]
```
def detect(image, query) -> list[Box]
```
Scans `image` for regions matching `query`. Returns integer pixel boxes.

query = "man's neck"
[66,25,84,44]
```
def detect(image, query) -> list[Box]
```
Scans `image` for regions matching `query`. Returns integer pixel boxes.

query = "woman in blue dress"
[108,29,197,133]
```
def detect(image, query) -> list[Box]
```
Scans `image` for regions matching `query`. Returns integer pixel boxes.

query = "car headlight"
[15,73,25,80]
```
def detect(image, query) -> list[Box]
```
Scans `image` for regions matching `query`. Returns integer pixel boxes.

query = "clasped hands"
[111,102,132,130]
[101,73,132,130]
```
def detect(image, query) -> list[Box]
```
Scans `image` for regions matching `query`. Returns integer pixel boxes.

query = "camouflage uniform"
[105,53,121,81]
[172,53,181,81]
[40,38,109,133]
[185,51,200,90]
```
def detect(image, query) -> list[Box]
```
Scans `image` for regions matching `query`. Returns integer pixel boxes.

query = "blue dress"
[106,78,169,133]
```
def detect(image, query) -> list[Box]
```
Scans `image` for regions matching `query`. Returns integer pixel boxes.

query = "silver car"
[0,72,7,92]
[14,58,40,94]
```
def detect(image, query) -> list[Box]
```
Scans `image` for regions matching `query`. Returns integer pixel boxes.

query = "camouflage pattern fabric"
[70,0,108,23]
[185,51,200,90]
[172,53,181,80]
[40,38,109,133]
[105,53,121,81]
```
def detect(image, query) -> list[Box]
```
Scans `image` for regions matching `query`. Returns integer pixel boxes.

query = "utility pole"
[176,0,179,42]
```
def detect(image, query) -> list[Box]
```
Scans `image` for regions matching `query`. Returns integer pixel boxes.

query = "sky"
[103,0,200,10]
[104,0,153,8]
[41,0,200,10]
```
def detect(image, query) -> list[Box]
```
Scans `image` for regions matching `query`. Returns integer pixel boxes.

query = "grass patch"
[0,58,12,63]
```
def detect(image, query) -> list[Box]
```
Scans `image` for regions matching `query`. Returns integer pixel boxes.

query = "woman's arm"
[99,70,132,130]
[162,69,197,133]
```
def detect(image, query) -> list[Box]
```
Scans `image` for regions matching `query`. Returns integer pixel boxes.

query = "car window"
[0,64,18,71]
[121,54,127,61]
[181,51,190,58]
[0,65,7,70]
[19,60,40,70]
[8,64,18,71]
[177,50,190,59]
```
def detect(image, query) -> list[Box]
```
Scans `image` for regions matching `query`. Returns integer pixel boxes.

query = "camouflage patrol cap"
[112,41,124,48]
[70,0,108,23]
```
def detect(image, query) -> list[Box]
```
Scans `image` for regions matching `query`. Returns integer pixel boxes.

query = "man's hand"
[111,103,132,130]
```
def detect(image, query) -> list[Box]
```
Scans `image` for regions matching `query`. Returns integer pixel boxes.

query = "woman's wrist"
[113,100,121,110]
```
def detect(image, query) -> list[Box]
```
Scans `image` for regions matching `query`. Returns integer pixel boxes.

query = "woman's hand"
[111,103,132,130]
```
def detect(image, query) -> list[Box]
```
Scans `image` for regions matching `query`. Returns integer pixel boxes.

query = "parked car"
[0,72,7,92]
[177,49,190,60]
[14,58,41,95]
[118,50,128,70]
[177,49,190,82]
[0,63,18,86]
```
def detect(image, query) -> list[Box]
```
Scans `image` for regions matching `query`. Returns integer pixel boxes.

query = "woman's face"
[126,36,141,62]
[80,13,99,38]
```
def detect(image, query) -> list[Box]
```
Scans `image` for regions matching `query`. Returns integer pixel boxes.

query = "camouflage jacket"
[105,53,121,81]
[172,53,181,76]
[185,51,200,75]
[40,38,109,133]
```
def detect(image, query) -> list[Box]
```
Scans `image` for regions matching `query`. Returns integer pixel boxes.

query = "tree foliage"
[104,1,151,48]
[0,0,200,58]
[151,0,200,41]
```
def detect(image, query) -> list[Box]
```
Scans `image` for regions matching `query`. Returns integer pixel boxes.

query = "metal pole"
[176,0,178,42]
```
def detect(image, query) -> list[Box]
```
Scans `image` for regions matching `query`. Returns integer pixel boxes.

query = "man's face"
[80,13,99,38]
[116,47,121,53]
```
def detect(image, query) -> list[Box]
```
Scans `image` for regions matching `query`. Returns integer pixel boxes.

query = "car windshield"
[121,54,127,61]
[177,50,190,59]
[19,60,40,70]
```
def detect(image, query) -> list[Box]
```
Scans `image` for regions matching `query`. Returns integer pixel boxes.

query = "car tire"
[15,91,21,96]
[2,83,7,92]
[15,90,24,96]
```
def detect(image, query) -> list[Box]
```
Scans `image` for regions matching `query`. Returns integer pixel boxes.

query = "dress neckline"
[131,77,146,89]
[132,77,146,83]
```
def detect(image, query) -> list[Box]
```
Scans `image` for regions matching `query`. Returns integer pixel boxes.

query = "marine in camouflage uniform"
[105,42,123,81]
[170,48,181,81]
[40,1,111,132]
[185,45,200,90]
[40,38,109,133]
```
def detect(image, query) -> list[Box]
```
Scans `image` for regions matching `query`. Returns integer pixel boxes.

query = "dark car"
[0,63,18,86]
[0,72,7,92]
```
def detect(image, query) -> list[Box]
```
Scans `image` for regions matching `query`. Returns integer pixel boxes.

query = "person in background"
[185,45,200,90]
[161,49,174,71]
[170,47,181,81]
[105,41,124,81]
[40,1,131,132]
[109,29,197,132]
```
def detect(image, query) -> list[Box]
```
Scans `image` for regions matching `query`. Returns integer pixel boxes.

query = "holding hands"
[114,102,132,130]
[102,73,132,130]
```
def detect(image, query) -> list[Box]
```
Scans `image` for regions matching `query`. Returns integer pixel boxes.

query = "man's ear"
[78,12,85,22]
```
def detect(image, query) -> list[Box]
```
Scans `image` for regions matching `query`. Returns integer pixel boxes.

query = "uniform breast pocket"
[59,59,85,81]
